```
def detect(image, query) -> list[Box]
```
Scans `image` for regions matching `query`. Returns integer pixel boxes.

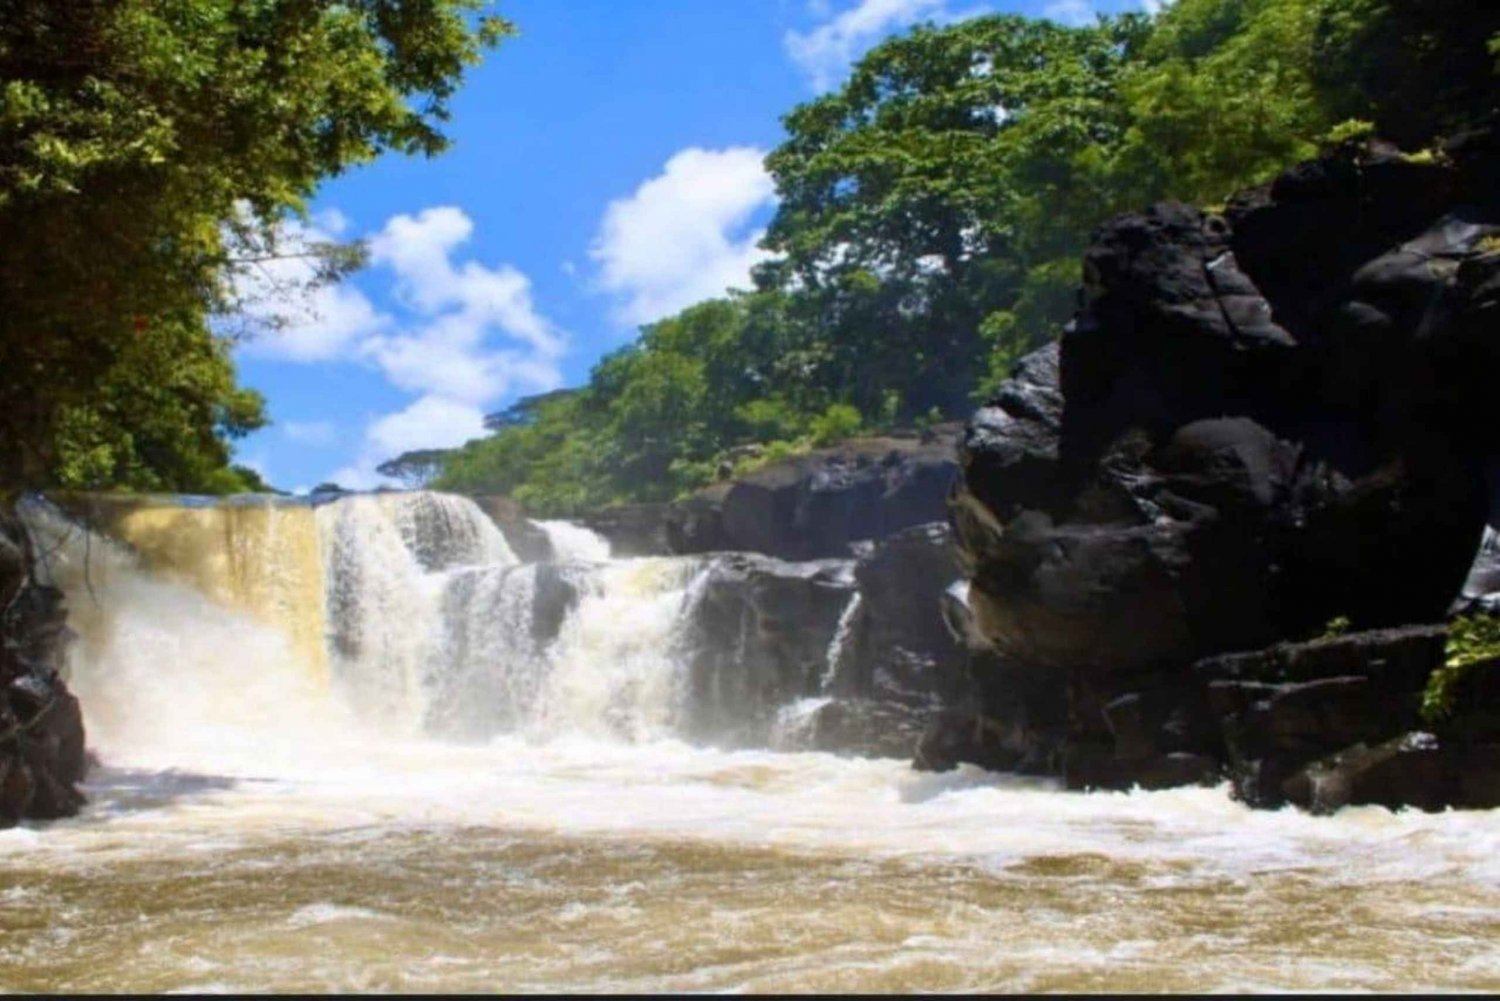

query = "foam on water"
[7,492,1500,993]
[535,519,612,563]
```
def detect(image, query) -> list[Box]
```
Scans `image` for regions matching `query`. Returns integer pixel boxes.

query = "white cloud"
[234,216,389,363]
[233,205,568,489]
[784,0,950,91]
[361,207,564,402]
[1043,0,1096,26]
[324,397,489,491]
[281,421,337,447]
[1140,0,1173,14]
[368,396,488,457]
[591,146,777,327]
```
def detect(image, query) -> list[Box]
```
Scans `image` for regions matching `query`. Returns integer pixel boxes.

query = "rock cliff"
[947,129,1500,809]
[0,506,87,826]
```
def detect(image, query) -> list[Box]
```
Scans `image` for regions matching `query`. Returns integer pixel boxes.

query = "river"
[2,493,1496,992]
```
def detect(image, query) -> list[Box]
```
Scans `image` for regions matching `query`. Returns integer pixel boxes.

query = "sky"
[233,0,1156,493]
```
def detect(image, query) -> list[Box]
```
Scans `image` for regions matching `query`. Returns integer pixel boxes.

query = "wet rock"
[682,554,857,745]
[914,708,1028,774]
[778,698,929,759]
[1197,626,1444,807]
[950,132,1500,806]
[0,508,87,826]
[471,495,553,562]
[1284,733,1500,814]
[582,428,961,560]
[846,522,969,707]
[578,501,679,558]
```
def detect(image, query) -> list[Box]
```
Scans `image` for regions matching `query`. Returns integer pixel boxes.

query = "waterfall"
[18,496,355,772]
[532,558,707,741]
[535,520,612,563]
[821,592,864,693]
[22,492,722,758]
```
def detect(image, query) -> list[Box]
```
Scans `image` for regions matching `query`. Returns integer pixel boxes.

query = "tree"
[0,0,511,491]
[758,14,1151,415]
[376,449,452,489]
[1311,0,1500,148]
[433,0,1499,516]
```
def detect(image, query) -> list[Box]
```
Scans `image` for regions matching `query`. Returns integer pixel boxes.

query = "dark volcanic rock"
[774,697,930,759]
[681,525,977,754]
[712,428,960,561]
[845,523,970,707]
[578,501,679,558]
[951,133,1500,807]
[1283,733,1500,814]
[583,428,961,560]
[681,554,857,745]
[1198,620,1446,807]
[0,510,87,825]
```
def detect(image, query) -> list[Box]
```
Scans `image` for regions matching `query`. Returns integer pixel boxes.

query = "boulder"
[581,428,961,559]
[845,522,970,706]
[679,525,978,754]
[680,554,857,745]
[773,698,929,759]
[0,510,87,826]
[1283,733,1500,814]
[950,133,1500,806]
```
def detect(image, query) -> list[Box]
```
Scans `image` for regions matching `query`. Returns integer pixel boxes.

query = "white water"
[822,591,864,692]
[7,492,1500,992]
[536,519,612,563]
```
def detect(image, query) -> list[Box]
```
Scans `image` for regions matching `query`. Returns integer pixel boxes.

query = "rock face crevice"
[948,129,1500,809]
[0,507,87,826]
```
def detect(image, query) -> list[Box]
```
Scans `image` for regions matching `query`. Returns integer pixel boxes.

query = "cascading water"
[769,592,864,750]
[7,492,1500,994]
[24,491,713,752]
[535,519,613,563]
[314,492,519,733]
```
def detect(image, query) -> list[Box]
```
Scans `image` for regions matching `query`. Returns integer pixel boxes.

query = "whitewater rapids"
[1,492,1497,993]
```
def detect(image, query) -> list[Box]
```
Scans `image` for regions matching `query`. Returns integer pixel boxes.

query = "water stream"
[2,492,1497,992]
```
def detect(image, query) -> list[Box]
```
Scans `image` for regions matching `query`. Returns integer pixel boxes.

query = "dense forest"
[0,0,508,492]
[431,0,1500,514]
[0,1,1495,508]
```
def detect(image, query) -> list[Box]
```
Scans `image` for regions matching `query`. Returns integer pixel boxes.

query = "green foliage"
[434,0,1500,515]
[809,404,862,447]
[376,449,454,489]
[1423,614,1500,725]
[0,0,510,491]
[758,14,1150,421]
[1312,0,1500,148]
[1319,615,1352,639]
[1323,117,1376,145]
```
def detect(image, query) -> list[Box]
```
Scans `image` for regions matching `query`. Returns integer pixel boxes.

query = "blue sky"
[233,0,1155,493]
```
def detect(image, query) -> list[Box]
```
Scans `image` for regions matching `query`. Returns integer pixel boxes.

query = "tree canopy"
[0,0,510,491]
[436,0,1499,515]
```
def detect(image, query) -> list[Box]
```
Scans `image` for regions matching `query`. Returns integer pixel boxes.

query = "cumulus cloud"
[362,207,564,404]
[234,216,389,363]
[235,205,567,489]
[324,396,490,492]
[367,396,489,458]
[591,146,777,327]
[1042,0,1096,25]
[784,0,951,91]
[1140,0,1172,14]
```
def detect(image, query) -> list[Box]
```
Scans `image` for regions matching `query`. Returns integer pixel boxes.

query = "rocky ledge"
[580,426,961,560]
[0,507,87,826]
[945,126,1500,811]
